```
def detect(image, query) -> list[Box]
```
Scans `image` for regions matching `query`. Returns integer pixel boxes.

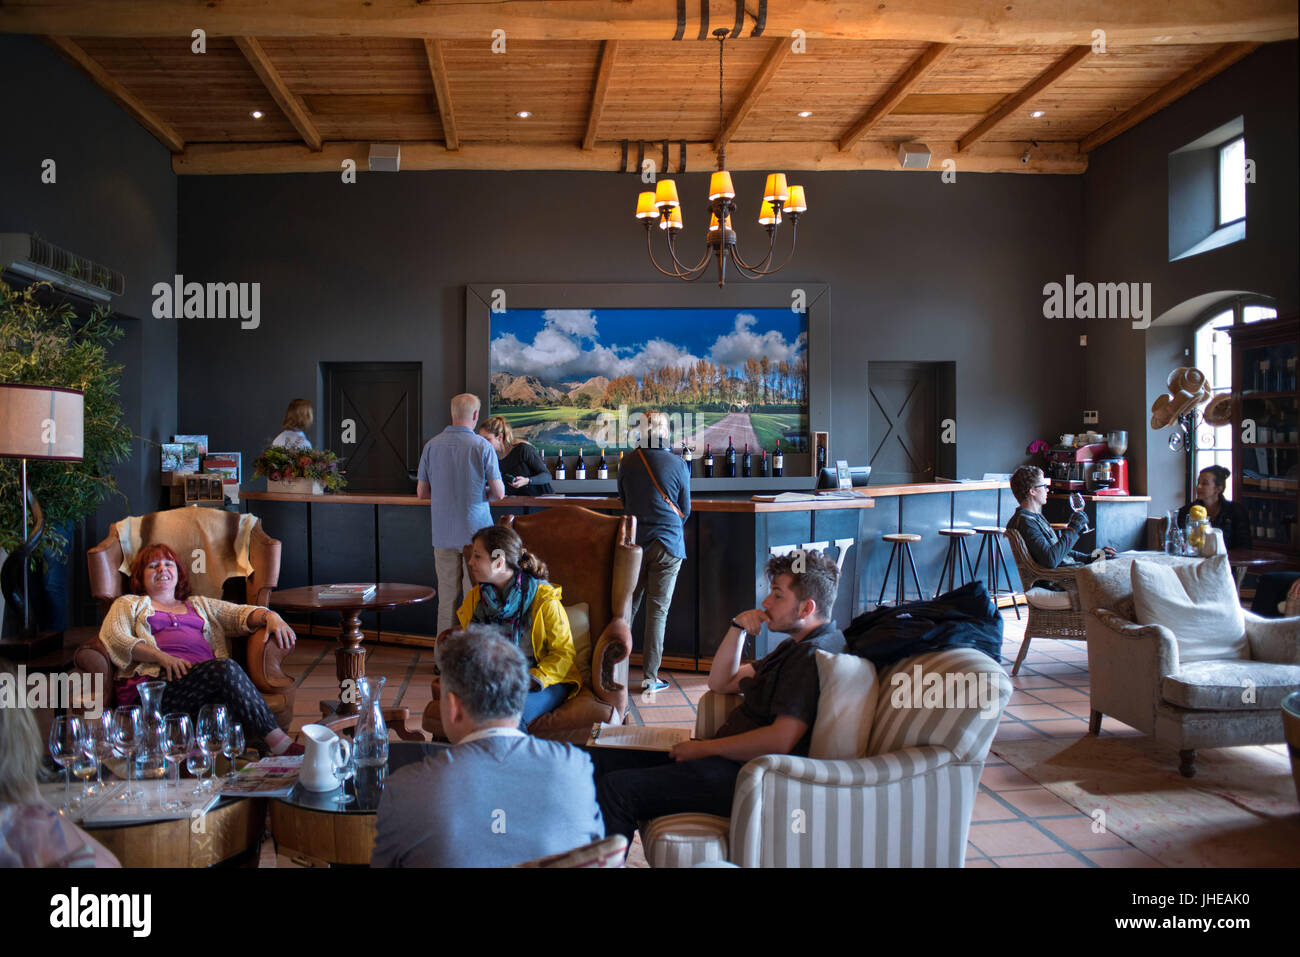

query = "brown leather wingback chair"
[422,506,641,745]
[75,510,296,729]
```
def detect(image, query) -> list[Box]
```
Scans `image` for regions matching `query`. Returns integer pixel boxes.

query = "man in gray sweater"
[371,625,603,867]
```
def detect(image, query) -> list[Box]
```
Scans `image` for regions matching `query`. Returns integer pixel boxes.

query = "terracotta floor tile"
[993,722,1048,742]
[634,706,697,722]
[968,821,1065,857]
[1053,700,1095,718]
[1032,662,1089,676]
[1041,815,1133,851]
[1009,691,1044,705]
[1084,847,1164,868]
[632,689,690,708]
[1031,687,1090,703]
[1005,703,1072,720]
[964,858,998,868]
[1011,675,1065,689]
[971,791,1019,822]
[992,852,1089,868]
[980,763,1042,790]
[998,786,1080,818]
[1027,717,1090,739]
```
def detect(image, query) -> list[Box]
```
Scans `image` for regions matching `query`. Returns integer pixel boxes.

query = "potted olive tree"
[0,280,132,634]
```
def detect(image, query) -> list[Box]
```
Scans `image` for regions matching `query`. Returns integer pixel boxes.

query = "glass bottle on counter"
[703,444,714,478]
[597,449,609,480]
[554,449,567,481]
[681,443,692,474]
[773,440,784,477]
[575,448,587,480]
[760,450,768,477]
[725,436,736,477]
[816,441,827,475]
[742,443,751,477]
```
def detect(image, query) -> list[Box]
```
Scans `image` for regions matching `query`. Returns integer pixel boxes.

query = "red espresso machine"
[1089,430,1130,495]
[1046,442,1110,491]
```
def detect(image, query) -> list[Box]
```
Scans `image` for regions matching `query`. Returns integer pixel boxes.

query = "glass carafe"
[354,676,389,768]
[1164,510,1185,555]
[137,680,167,732]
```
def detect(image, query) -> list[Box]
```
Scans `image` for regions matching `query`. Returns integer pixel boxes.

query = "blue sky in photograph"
[490,307,807,384]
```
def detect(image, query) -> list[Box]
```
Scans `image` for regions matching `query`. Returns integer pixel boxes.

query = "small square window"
[1218,136,1246,226]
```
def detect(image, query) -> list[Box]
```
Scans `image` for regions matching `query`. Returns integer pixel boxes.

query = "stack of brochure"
[319,583,377,600]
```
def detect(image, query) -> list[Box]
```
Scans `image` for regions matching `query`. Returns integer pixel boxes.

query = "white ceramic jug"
[299,723,352,792]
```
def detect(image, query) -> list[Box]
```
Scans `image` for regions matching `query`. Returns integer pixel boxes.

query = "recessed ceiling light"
[1030,110,1045,118]
[250,110,264,119]
[797,111,813,118]
[515,110,532,118]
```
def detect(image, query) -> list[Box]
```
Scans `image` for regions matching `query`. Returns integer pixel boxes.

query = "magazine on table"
[319,583,377,599]
[218,755,304,797]
[587,723,691,751]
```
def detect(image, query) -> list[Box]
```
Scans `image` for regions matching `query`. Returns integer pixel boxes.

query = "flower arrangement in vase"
[253,446,346,494]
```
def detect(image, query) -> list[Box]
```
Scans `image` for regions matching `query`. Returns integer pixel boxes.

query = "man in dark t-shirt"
[588,550,845,843]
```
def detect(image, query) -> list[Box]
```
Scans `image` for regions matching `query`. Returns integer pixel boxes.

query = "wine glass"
[186,746,212,796]
[1068,491,1092,534]
[84,714,115,798]
[222,723,245,782]
[48,716,86,812]
[196,705,228,793]
[161,713,193,811]
[111,706,144,803]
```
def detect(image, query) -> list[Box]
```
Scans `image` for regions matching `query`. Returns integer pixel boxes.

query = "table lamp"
[0,384,84,659]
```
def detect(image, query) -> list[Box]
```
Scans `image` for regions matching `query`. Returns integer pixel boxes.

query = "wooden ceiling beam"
[1079,42,1261,152]
[235,36,322,152]
[582,39,618,151]
[958,45,1092,152]
[174,139,1088,175]
[715,39,790,153]
[43,36,185,153]
[5,1,1295,44]
[423,39,459,150]
[839,43,952,151]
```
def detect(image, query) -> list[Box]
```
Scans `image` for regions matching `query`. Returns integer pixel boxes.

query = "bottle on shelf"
[682,443,693,474]
[759,450,768,477]
[725,436,736,477]
[816,440,827,474]
[554,449,567,481]
[597,449,609,480]
[575,448,587,481]
[703,444,714,478]
[742,443,751,477]
[773,440,784,477]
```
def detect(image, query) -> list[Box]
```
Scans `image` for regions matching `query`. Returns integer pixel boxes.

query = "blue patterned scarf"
[472,570,540,657]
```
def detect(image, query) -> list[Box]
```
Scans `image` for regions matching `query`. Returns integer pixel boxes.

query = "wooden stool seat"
[972,527,1022,619]
[882,533,923,543]
[973,526,1006,535]
[938,528,977,538]
[935,527,977,597]
[877,531,927,607]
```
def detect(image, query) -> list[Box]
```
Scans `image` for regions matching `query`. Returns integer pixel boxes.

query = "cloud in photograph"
[707,313,806,368]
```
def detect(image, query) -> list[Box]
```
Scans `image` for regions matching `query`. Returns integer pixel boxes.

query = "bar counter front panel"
[241,480,1105,665]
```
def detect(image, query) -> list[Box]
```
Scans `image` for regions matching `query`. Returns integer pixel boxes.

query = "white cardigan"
[100,593,260,680]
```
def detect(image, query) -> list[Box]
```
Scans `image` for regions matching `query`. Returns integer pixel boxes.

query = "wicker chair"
[1004,528,1087,676]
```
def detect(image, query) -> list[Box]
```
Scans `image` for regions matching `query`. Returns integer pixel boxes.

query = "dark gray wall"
[177,165,1083,482]
[1082,40,1299,508]
[0,35,177,568]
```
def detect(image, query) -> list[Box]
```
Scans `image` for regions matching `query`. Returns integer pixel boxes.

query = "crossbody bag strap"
[636,447,686,519]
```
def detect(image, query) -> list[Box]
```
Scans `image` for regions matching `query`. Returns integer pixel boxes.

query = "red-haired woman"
[99,544,302,755]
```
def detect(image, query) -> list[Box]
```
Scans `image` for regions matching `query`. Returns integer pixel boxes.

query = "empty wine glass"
[84,714,115,798]
[1068,491,1092,534]
[48,716,86,812]
[186,746,212,796]
[161,713,193,811]
[111,706,144,803]
[197,705,228,793]
[222,723,245,782]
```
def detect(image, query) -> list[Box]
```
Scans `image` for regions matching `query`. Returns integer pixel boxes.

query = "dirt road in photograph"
[691,411,762,455]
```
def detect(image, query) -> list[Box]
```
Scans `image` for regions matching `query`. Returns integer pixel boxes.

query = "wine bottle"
[576,448,587,480]
[742,442,751,477]
[760,450,768,477]
[773,440,784,477]
[703,444,714,478]
[726,435,736,477]
[554,449,566,481]
[597,449,609,480]
[682,443,693,475]
[816,441,827,474]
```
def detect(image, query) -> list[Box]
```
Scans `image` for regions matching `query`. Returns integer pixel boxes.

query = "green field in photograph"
[747,412,807,449]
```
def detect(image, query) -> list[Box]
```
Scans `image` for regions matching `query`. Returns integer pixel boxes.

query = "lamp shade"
[786,185,807,212]
[659,207,684,231]
[0,384,84,460]
[763,173,789,203]
[635,191,658,219]
[709,170,736,200]
[654,179,680,208]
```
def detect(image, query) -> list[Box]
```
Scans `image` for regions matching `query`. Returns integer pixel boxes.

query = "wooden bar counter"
[240,478,1043,666]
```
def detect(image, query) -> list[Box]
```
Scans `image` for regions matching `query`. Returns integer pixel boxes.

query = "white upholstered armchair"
[641,647,1011,868]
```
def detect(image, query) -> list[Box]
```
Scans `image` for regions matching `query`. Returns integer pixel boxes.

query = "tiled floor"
[280,610,1166,867]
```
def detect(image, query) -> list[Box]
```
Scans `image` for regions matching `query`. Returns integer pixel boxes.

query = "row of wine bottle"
[551,436,790,479]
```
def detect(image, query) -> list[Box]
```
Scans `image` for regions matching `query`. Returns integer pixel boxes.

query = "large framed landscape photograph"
[466,283,830,486]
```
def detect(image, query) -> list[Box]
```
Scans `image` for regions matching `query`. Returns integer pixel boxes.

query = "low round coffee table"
[270,583,434,721]
[269,741,442,866]
[1228,548,1289,589]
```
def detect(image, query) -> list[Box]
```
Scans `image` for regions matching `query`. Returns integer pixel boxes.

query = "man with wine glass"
[1006,466,1115,573]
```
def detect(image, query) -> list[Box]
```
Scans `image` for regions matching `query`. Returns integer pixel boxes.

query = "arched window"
[1192,297,1278,499]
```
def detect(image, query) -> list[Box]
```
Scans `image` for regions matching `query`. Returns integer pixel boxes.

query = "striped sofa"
[642,647,1011,867]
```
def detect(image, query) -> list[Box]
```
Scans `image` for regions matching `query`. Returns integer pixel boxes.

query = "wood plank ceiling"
[8,1,1293,175]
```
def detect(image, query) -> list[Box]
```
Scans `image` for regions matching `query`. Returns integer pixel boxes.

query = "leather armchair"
[422,506,642,745]
[1076,553,1300,777]
[75,511,295,729]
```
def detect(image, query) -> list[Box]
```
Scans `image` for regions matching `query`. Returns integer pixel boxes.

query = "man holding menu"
[588,549,844,843]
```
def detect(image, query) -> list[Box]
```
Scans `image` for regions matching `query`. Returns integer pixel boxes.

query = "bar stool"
[971,526,1023,619]
[877,533,926,608]
[934,528,977,598]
